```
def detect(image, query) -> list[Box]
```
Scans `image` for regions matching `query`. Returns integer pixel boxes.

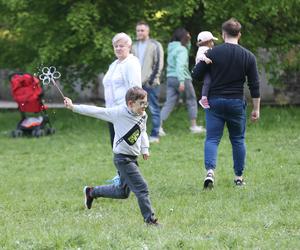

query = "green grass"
[0,106,299,249]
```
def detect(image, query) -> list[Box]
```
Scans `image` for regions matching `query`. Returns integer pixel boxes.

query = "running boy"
[195,31,218,109]
[64,87,159,225]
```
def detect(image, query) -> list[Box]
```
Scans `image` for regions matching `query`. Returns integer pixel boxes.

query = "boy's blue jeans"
[143,85,161,138]
[204,98,247,176]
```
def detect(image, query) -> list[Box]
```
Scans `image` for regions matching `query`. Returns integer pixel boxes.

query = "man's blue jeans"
[204,98,247,176]
[143,85,161,137]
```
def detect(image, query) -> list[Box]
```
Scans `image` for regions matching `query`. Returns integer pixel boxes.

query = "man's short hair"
[136,21,149,28]
[125,87,147,103]
[112,32,132,46]
[222,18,242,37]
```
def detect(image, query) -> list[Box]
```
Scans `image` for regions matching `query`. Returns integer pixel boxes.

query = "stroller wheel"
[32,129,44,137]
[32,129,36,137]
[46,127,56,135]
[11,129,23,138]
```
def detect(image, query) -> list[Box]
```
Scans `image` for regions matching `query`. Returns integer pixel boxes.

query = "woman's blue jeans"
[204,98,247,176]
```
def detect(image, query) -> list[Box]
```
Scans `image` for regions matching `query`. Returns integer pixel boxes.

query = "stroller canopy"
[10,73,47,112]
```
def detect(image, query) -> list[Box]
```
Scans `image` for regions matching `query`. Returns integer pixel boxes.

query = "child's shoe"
[199,97,210,109]
[145,216,161,227]
[83,186,94,209]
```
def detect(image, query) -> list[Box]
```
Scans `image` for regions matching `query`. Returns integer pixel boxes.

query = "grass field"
[0,105,299,249]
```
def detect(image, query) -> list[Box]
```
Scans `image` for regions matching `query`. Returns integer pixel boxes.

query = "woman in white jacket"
[102,33,142,146]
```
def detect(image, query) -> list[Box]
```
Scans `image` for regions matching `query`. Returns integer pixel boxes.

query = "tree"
[0,0,299,93]
[199,0,300,102]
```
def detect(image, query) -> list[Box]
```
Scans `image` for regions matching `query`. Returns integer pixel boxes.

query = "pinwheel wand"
[39,66,65,99]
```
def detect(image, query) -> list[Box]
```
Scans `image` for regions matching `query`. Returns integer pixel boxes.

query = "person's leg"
[201,73,211,97]
[106,123,121,186]
[84,165,130,209]
[184,79,198,121]
[225,99,247,180]
[199,74,211,109]
[143,85,161,138]
[184,79,205,133]
[204,102,225,171]
[114,155,155,222]
[160,77,179,123]
[91,175,130,199]
[204,114,224,170]
[203,98,225,188]
[107,122,115,148]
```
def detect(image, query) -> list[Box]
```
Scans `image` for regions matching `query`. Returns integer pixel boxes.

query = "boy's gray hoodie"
[73,104,149,156]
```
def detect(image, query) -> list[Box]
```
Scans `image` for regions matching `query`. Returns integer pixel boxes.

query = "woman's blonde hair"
[112,32,132,46]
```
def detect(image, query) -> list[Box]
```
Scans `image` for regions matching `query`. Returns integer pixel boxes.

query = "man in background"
[132,21,164,143]
[192,18,260,188]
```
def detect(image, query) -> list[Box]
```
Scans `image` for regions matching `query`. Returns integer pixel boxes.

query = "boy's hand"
[64,97,74,110]
[143,154,149,160]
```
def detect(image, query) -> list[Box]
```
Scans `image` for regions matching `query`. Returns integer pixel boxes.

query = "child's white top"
[73,104,149,156]
[195,46,210,64]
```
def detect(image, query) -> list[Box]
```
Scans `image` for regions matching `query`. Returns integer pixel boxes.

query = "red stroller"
[10,73,55,137]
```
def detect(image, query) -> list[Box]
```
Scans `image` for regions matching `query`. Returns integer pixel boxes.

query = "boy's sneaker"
[83,186,94,209]
[149,136,160,143]
[159,127,166,137]
[204,172,214,189]
[234,179,245,186]
[190,125,206,134]
[145,217,161,227]
[199,97,210,109]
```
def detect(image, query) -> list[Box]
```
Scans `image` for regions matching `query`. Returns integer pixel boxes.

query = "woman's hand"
[178,83,185,92]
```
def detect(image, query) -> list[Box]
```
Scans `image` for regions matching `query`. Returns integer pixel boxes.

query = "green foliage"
[202,0,300,48]
[201,0,300,86]
[0,0,299,87]
[0,106,300,248]
[0,0,196,84]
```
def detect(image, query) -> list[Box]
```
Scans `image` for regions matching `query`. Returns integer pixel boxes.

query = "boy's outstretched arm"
[64,97,74,110]
[65,98,115,123]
